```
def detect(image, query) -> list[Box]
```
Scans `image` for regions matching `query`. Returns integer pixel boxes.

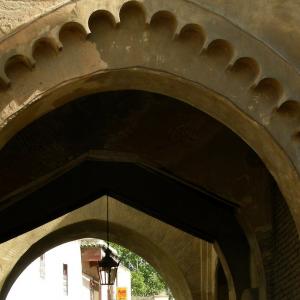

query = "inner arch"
[0,89,279,299]
[0,212,194,300]
[0,89,299,299]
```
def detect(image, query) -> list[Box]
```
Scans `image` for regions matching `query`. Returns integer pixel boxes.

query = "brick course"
[270,188,300,300]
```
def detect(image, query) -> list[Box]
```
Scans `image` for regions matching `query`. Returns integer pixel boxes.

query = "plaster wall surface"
[6,241,83,300]
[1,0,300,70]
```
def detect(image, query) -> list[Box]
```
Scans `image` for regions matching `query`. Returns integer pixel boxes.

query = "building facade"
[6,240,131,300]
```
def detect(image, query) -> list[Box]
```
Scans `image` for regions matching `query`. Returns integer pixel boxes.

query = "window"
[39,254,45,279]
[63,264,68,296]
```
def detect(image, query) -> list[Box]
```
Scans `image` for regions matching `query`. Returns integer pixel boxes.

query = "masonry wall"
[270,187,300,300]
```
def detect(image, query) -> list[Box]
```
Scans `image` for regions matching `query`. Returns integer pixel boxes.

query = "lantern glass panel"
[99,266,118,285]
[98,249,119,286]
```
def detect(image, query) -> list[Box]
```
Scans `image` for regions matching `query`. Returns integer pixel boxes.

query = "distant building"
[6,239,131,300]
[81,239,131,300]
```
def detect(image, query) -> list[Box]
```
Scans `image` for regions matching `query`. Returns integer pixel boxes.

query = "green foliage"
[111,243,167,297]
[131,271,147,296]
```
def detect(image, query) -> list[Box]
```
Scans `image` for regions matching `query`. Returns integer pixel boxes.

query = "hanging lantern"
[98,247,119,285]
[97,195,119,285]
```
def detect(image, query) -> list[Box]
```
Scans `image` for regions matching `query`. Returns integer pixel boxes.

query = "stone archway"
[0,0,299,235]
[0,1,299,300]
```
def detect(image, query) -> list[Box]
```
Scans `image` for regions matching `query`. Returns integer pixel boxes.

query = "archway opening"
[216,261,229,300]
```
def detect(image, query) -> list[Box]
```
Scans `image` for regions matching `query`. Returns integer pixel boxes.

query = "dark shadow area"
[216,261,229,300]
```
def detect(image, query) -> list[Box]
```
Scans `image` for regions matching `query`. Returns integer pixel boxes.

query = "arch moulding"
[0,0,300,235]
